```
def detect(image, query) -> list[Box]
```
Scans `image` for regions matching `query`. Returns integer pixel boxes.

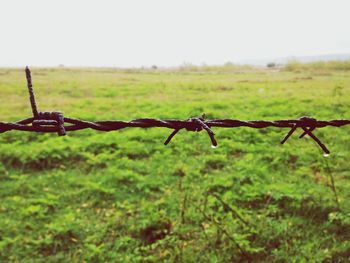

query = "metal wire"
[1,67,349,155]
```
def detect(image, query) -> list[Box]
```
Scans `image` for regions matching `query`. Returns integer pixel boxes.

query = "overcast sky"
[0,0,349,67]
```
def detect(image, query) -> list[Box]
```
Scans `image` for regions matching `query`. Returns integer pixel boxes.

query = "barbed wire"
[0,67,349,155]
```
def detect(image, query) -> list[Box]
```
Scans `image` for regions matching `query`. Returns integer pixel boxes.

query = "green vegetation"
[285,60,350,72]
[0,66,349,262]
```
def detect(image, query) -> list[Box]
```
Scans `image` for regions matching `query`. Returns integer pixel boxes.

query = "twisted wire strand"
[1,118,349,132]
[0,67,349,155]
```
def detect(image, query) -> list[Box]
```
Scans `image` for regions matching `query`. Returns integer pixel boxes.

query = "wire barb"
[0,68,349,155]
[25,66,39,119]
[164,114,217,147]
[24,67,66,136]
[280,116,330,154]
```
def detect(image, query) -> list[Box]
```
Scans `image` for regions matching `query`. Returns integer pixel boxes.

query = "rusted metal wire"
[0,67,349,155]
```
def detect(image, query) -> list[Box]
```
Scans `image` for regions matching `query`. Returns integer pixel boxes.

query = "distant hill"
[239,53,350,66]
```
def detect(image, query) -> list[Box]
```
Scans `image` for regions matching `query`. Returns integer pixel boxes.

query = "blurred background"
[0,0,350,68]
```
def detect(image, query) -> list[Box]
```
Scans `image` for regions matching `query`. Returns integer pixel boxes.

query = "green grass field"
[0,65,349,262]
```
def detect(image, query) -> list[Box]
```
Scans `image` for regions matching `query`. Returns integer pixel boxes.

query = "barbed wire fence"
[0,67,349,155]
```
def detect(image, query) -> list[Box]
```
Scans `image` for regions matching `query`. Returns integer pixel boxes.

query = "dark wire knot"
[164,114,217,147]
[299,116,317,127]
[33,112,66,136]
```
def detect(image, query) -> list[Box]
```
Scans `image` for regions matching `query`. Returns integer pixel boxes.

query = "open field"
[0,66,350,262]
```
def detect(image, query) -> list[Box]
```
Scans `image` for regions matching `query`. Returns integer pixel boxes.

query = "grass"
[285,60,350,72]
[0,65,349,262]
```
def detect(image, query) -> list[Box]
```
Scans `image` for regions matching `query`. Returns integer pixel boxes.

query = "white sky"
[0,0,349,67]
